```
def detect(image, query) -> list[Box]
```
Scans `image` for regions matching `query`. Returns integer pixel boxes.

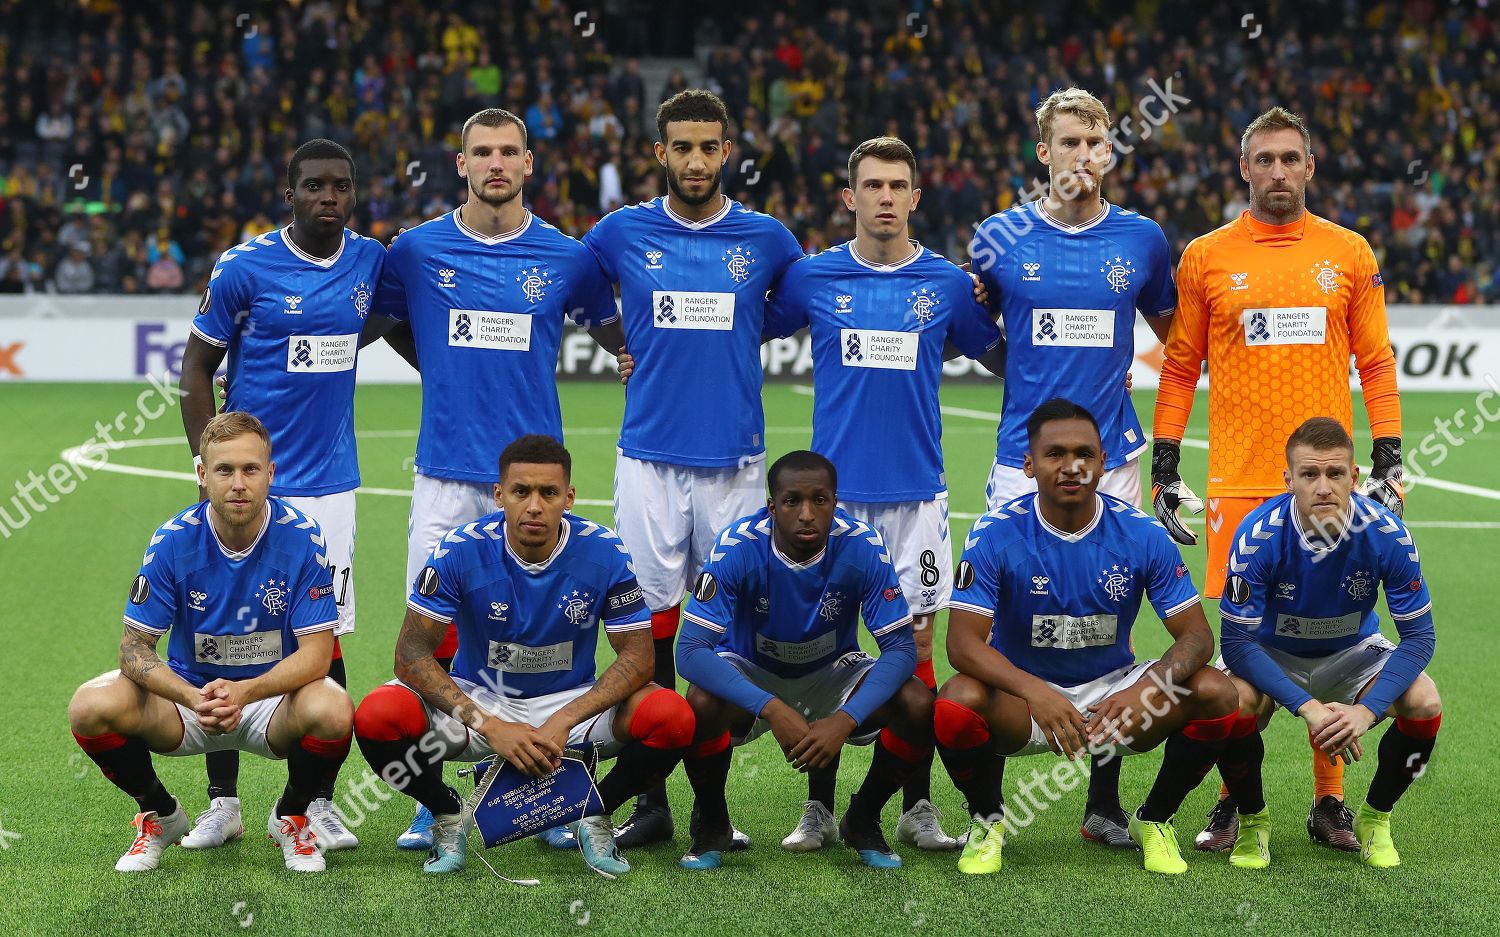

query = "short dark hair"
[462,107,528,152]
[848,136,918,187]
[499,434,571,480]
[287,138,355,189]
[1285,417,1353,461]
[656,89,731,143]
[767,450,836,497]
[1025,397,1101,448]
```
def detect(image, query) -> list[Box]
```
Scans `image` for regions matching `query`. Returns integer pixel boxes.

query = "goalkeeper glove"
[1360,437,1405,518]
[1151,439,1204,546]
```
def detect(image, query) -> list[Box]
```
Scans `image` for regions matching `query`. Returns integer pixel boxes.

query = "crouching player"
[68,412,354,872]
[352,436,694,878]
[676,450,931,870]
[1216,418,1439,869]
[935,399,1240,875]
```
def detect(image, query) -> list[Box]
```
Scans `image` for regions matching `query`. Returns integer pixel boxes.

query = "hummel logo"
[644,250,664,269]
[1230,272,1248,291]
[437,268,457,288]
[1022,262,1041,281]
[283,295,303,314]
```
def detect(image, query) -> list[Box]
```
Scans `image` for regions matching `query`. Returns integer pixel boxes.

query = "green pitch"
[2,380,1496,935]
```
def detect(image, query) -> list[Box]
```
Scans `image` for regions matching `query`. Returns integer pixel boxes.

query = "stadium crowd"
[0,0,1496,303]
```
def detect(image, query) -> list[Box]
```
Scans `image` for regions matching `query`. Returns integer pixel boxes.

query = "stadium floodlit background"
[2,1,1498,934]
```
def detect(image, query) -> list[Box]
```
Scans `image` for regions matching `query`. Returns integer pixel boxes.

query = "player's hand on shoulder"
[481,717,563,778]
[789,711,856,772]
[616,347,634,385]
[1025,685,1088,760]
[960,263,991,309]
[1125,371,1134,395]
[215,374,228,404]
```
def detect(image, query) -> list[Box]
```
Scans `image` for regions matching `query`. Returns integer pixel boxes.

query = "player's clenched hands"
[616,348,634,385]
[790,711,857,772]
[1026,685,1088,759]
[481,717,563,778]
[1297,699,1364,765]
[196,679,251,734]
[1311,701,1374,760]
[761,698,813,763]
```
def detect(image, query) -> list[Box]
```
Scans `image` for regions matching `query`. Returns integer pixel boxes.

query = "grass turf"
[0,380,1496,935]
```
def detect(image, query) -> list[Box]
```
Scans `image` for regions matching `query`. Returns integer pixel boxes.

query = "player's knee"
[1189,667,1237,718]
[934,696,991,750]
[936,673,986,709]
[67,672,124,734]
[295,681,354,738]
[354,684,427,742]
[629,687,695,750]
[895,677,935,725]
[1396,673,1441,721]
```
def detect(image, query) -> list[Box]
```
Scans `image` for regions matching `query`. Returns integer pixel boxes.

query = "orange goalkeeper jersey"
[1153,211,1401,498]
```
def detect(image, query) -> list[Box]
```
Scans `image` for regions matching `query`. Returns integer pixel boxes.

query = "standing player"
[581,89,805,846]
[968,88,1178,848]
[352,436,695,878]
[934,400,1241,875]
[177,139,389,852]
[676,451,930,869]
[1150,107,1404,852]
[68,413,354,872]
[371,108,622,849]
[1215,418,1439,869]
[764,136,1003,852]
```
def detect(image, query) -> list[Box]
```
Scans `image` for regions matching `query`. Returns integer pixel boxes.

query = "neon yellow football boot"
[1129,811,1188,875]
[1229,807,1271,869]
[956,814,1004,874]
[1354,804,1401,869]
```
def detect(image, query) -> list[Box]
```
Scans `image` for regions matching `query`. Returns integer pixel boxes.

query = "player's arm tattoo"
[553,627,652,729]
[1150,604,1215,688]
[393,608,487,728]
[119,626,193,705]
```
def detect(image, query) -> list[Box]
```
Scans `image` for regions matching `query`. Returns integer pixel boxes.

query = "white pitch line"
[947,509,1498,528]
[920,399,1500,505]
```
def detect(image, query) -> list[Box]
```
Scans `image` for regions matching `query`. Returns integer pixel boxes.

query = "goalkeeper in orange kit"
[1150,107,1405,854]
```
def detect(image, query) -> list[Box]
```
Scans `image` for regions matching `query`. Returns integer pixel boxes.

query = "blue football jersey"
[193,227,386,496]
[583,197,804,467]
[767,241,1000,501]
[374,210,618,482]
[949,492,1200,686]
[1219,493,1432,655]
[406,512,650,698]
[681,507,912,678]
[970,201,1175,470]
[123,498,338,687]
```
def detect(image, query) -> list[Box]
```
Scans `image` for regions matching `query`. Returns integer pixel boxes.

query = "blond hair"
[200,411,271,459]
[1035,88,1111,146]
[1241,106,1312,158]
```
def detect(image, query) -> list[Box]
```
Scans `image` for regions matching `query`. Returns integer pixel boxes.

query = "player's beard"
[1256,186,1304,223]
[471,175,522,208]
[665,165,722,206]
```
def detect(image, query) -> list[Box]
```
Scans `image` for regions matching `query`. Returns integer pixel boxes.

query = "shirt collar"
[662,195,731,229]
[1036,494,1104,543]
[280,226,345,268]
[505,518,570,573]
[453,207,533,244]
